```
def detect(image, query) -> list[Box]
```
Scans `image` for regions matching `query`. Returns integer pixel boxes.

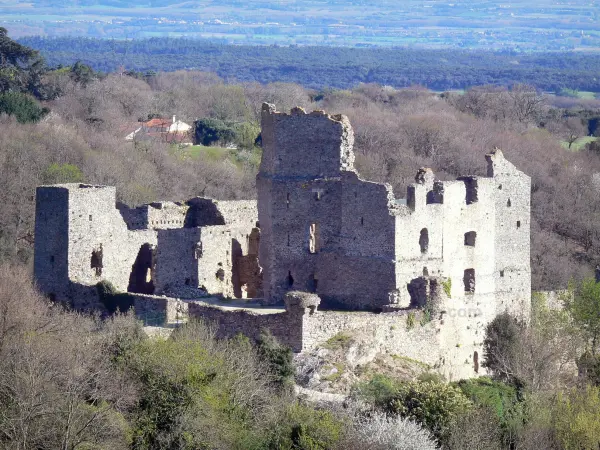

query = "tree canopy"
[0,27,47,98]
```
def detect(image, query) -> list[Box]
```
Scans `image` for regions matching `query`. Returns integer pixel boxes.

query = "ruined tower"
[257,103,531,317]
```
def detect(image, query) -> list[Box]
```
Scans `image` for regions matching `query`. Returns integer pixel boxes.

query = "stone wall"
[34,183,260,304]
[185,292,484,380]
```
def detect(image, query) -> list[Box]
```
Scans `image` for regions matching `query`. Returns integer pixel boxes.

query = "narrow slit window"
[507,199,512,207]
[286,193,290,208]
[474,351,479,373]
[286,271,294,288]
[517,221,521,229]
[309,223,319,254]
[419,228,429,254]
[463,269,475,294]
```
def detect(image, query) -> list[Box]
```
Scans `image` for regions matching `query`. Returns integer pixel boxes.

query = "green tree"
[566,277,600,355]
[0,91,49,123]
[42,162,84,184]
[554,386,600,450]
[194,117,236,146]
[0,27,48,98]
[69,61,96,86]
[482,312,523,385]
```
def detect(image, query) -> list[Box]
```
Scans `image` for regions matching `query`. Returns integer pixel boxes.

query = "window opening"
[507,199,512,207]
[500,270,505,277]
[464,231,477,247]
[91,247,103,276]
[517,221,521,229]
[216,269,225,281]
[286,271,294,288]
[286,193,290,208]
[474,351,479,373]
[309,223,319,254]
[419,228,429,254]
[309,273,318,293]
[463,269,475,294]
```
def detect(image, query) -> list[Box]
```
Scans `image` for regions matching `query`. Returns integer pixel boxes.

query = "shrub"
[257,328,295,388]
[126,320,276,449]
[343,411,437,450]
[578,352,600,386]
[354,375,472,439]
[444,406,503,450]
[455,377,526,446]
[271,403,345,450]
[96,281,135,315]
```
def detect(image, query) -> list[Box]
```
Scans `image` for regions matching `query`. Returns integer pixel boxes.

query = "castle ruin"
[34,103,531,380]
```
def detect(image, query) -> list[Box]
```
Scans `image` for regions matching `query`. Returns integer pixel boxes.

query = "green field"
[173,145,261,169]
[561,136,597,151]
[3,0,600,51]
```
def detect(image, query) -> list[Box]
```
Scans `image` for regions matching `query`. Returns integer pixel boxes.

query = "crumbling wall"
[34,184,260,305]
[187,301,303,351]
[154,227,201,294]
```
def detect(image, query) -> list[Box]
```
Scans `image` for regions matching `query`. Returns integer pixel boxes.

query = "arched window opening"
[216,268,225,281]
[286,271,294,288]
[507,199,512,207]
[464,231,477,247]
[419,228,429,254]
[128,243,155,294]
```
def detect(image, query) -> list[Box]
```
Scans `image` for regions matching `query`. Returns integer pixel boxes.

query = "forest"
[18,36,600,92]
[5,28,600,450]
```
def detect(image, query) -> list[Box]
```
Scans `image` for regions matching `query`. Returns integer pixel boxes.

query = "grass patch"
[180,145,229,161]
[561,136,597,151]
[406,312,416,330]
[321,362,345,382]
[391,354,431,370]
[323,332,353,350]
[442,278,452,298]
